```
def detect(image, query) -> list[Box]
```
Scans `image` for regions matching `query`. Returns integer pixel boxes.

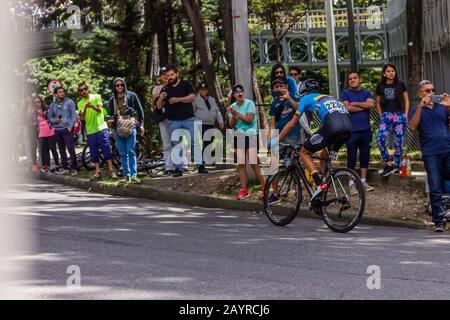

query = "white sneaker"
[55,169,70,175]
[349,183,358,196]
[363,182,375,192]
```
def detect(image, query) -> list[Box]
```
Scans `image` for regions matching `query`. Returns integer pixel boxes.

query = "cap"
[200,83,208,89]
[158,67,167,76]
[271,77,288,86]
[232,84,244,94]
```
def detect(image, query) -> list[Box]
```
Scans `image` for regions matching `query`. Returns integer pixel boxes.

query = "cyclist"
[268,79,352,201]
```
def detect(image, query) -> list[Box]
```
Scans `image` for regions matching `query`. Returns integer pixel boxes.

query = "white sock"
[361,178,367,183]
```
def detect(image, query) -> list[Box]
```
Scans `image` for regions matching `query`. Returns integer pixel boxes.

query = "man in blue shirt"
[341,71,375,194]
[269,79,352,201]
[266,77,302,205]
[47,86,78,176]
[409,80,450,232]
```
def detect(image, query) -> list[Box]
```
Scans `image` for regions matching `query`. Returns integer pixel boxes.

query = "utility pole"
[347,0,358,71]
[325,0,339,98]
[231,0,253,100]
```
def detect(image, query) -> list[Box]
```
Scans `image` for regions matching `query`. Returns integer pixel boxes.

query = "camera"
[272,90,283,98]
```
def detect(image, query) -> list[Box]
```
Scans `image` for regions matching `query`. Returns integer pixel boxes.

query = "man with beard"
[156,64,207,177]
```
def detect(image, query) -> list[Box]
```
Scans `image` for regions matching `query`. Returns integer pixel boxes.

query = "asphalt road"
[4,179,450,300]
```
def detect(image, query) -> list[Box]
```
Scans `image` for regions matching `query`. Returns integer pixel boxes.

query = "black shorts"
[304,112,352,154]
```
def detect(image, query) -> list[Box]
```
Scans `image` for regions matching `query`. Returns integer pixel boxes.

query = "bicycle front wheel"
[263,167,303,227]
[321,168,365,233]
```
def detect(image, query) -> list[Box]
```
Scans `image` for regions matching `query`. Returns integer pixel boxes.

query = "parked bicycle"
[262,143,366,233]
[81,132,152,172]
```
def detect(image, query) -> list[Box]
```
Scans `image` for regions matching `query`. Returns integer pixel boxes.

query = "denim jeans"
[423,152,450,225]
[55,129,77,170]
[114,128,137,177]
[159,119,187,171]
[168,117,202,170]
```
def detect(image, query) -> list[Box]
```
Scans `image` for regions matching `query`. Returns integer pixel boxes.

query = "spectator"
[108,78,144,184]
[289,66,302,87]
[270,64,298,100]
[35,96,59,173]
[375,63,410,177]
[47,86,78,176]
[290,65,313,126]
[227,84,265,201]
[409,80,450,232]
[193,83,224,166]
[341,71,376,194]
[152,67,187,175]
[157,64,207,177]
[271,63,310,142]
[24,96,39,172]
[266,77,302,205]
[77,83,117,181]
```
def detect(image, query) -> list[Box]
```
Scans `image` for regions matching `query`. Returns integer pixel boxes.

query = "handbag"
[150,107,166,123]
[116,112,135,138]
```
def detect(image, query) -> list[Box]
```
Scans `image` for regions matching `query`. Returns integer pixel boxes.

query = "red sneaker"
[32,165,39,173]
[237,189,250,201]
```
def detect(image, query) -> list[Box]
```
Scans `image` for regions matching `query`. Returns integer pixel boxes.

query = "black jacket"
[108,77,144,128]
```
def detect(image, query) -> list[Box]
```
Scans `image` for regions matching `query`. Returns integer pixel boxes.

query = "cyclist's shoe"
[329,151,339,161]
[32,165,39,173]
[70,170,78,177]
[381,165,396,177]
[267,193,281,205]
[164,170,175,175]
[311,183,328,202]
[237,189,250,201]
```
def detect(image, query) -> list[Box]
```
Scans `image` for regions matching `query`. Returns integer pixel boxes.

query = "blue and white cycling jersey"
[295,93,349,125]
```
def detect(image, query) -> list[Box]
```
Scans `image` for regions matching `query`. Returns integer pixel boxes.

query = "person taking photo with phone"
[409,80,450,233]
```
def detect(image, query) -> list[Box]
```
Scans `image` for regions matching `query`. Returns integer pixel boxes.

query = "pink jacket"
[37,114,55,138]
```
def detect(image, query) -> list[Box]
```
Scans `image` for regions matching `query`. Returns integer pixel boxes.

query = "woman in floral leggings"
[375,64,410,177]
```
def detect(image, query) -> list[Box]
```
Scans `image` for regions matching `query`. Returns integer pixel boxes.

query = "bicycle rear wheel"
[263,167,303,227]
[320,168,365,233]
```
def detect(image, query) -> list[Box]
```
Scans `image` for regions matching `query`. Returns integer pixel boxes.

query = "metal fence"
[422,0,450,93]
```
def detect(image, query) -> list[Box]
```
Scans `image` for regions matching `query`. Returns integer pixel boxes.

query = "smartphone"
[430,95,443,104]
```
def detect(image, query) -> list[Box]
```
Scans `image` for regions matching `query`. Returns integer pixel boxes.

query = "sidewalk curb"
[36,173,429,231]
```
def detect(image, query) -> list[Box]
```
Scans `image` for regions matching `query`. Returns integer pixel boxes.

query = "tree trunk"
[182,0,224,106]
[406,0,423,101]
[219,0,235,85]
[167,0,178,64]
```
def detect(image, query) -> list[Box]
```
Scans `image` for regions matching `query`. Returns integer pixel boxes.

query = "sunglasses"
[79,87,88,92]
[290,73,298,77]
[115,83,125,88]
[424,88,436,94]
